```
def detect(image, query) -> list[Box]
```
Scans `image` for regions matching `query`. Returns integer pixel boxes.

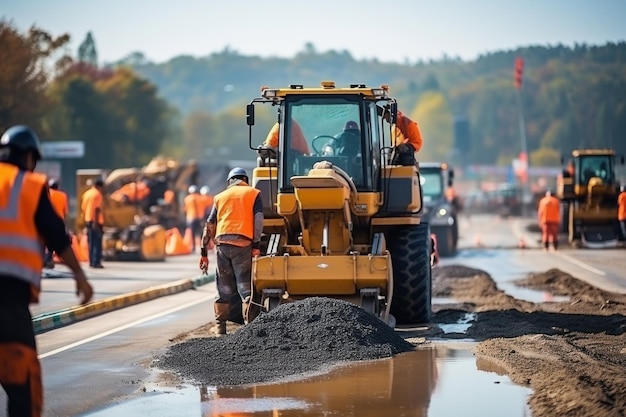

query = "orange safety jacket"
[81,187,104,225]
[618,191,626,221]
[394,111,423,152]
[537,195,561,225]
[214,183,260,241]
[264,121,310,155]
[111,181,150,203]
[0,162,46,302]
[49,188,69,219]
[199,194,214,218]
[184,193,202,222]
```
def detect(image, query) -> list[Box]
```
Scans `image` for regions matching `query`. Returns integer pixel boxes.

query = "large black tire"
[385,223,432,325]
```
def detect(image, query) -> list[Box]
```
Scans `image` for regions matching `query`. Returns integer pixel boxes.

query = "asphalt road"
[1,213,624,416]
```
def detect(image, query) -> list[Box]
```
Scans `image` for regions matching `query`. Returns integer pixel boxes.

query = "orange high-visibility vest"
[394,111,423,152]
[184,193,202,222]
[618,191,626,221]
[199,194,214,218]
[0,162,46,302]
[538,195,561,225]
[81,187,104,224]
[214,183,260,241]
[49,188,69,219]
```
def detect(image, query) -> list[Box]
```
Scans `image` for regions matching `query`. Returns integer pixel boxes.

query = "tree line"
[2,18,625,171]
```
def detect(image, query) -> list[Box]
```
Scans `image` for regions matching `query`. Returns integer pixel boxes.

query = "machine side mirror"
[246,104,255,126]
[390,102,398,124]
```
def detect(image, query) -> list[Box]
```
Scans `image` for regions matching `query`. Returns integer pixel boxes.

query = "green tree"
[78,31,98,67]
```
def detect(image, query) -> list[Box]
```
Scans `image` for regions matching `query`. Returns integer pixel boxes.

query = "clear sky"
[3,0,625,65]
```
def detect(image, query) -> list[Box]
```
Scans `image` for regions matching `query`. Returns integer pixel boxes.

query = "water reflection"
[81,347,531,416]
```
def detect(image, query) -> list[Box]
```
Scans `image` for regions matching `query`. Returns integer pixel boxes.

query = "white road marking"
[39,296,210,359]
[552,252,606,277]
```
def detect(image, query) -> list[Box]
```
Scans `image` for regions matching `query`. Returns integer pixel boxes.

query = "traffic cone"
[166,228,192,256]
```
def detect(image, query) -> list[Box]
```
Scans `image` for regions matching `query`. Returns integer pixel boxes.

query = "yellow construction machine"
[75,156,198,261]
[556,149,624,248]
[245,81,433,326]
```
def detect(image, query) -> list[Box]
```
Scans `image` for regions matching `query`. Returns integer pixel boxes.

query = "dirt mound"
[157,297,414,386]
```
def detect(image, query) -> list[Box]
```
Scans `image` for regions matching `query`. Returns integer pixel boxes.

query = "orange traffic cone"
[77,233,89,262]
[166,228,192,256]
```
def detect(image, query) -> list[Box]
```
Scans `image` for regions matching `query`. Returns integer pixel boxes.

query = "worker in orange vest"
[199,167,264,334]
[44,178,70,268]
[380,107,423,166]
[618,185,626,241]
[184,185,203,252]
[263,119,310,155]
[81,178,105,268]
[537,190,561,251]
[0,125,93,417]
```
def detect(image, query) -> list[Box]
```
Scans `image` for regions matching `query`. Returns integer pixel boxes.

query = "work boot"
[213,302,230,335]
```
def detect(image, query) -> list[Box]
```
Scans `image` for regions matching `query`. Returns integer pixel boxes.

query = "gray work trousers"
[215,243,253,304]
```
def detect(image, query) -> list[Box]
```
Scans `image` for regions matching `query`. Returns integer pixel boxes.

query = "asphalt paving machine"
[246,81,433,326]
[75,156,198,261]
[556,148,624,248]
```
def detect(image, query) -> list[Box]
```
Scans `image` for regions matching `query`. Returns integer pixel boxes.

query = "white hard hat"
[188,185,199,194]
[200,186,210,195]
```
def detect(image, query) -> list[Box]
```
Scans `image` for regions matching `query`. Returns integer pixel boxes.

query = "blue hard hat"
[227,167,248,181]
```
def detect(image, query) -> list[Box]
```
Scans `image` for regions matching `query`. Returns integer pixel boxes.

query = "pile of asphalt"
[156,297,415,386]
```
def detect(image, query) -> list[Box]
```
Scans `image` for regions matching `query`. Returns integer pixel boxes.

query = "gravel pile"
[156,297,415,386]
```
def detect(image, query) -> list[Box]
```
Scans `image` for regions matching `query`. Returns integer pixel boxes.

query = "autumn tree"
[0,20,70,132]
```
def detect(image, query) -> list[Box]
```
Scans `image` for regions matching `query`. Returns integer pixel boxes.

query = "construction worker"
[81,178,105,268]
[326,120,361,157]
[110,179,150,204]
[199,167,264,335]
[0,125,93,417]
[537,190,561,251]
[380,107,423,165]
[184,185,202,252]
[199,186,214,218]
[618,185,626,241]
[44,179,70,268]
[263,119,310,155]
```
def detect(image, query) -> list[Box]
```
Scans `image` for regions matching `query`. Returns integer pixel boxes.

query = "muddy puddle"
[80,346,531,416]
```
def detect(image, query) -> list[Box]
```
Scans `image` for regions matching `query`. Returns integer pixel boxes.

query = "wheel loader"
[75,156,198,261]
[556,148,624,248]
[245,81,433,326]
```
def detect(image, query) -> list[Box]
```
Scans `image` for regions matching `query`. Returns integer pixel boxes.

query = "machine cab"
[277,95,386,193]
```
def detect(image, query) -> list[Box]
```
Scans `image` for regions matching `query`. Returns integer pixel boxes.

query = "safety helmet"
[227,167,248,181]
[200,185,210,195]
[188,185,199,194]
[621,185,625,193]
[48,178,60,190]
[0,125,43,160]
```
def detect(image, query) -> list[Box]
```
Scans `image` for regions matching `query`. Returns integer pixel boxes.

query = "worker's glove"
[251,248,261,257]
[199,248,209,274]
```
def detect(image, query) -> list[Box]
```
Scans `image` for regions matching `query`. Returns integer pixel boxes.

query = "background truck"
[419,162,459,257]
[556,148,624,248]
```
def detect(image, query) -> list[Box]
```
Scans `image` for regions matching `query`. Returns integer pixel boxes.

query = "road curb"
[33,273,215,334]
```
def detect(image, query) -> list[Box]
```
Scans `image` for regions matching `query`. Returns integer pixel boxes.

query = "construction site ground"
[159,214,626,417]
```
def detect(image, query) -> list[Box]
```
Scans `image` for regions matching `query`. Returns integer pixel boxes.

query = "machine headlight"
[437,207,448,217]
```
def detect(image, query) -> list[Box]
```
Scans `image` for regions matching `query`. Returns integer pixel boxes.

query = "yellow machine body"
[556,148,624,248]
[247,81,433,325]
[75,156,198,261]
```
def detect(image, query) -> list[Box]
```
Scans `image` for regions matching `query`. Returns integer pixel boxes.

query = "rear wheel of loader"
[386,223,432,325]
